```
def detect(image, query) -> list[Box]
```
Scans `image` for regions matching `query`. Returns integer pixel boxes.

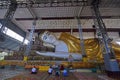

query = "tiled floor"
[6,71,78,80]
[73,72,115,80]
[0,69,116,80]
[0,69,24,80]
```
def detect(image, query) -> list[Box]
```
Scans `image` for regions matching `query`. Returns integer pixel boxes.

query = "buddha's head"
[40,31,57,44]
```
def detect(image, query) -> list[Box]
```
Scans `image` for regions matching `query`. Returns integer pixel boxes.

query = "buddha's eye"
[43,36,47,40]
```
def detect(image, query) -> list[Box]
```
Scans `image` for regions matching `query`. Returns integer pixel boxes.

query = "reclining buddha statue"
[36,31,120,61]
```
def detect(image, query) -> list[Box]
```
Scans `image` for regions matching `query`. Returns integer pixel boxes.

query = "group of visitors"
[48,64,69,77]
[30,64,69,77]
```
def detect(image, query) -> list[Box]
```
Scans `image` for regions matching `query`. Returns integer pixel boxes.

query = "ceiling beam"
[28,28,120,33]
[0,0,88,9]
[15,16,120,21]
[0,0,119,9]
[27,0,37,19]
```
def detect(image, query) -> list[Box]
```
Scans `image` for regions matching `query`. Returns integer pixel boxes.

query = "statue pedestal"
[106,70,120,79]
[103,54,120,79]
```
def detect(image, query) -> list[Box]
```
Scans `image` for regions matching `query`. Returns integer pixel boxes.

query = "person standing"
[31,66,37,74]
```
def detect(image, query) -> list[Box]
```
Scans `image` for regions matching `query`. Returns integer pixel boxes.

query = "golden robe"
[59,32,120,61]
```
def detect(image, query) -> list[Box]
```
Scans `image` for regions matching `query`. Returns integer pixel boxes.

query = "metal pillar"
[24,20,36,61]
[70,26,73,35]
[91,0,120,78]
[23,0,37,61]
[76,17,87,59]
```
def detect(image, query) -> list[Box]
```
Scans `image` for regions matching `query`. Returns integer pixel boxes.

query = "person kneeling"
[63,69,68,77]
[31,66,37,74]
[48,66,53,75]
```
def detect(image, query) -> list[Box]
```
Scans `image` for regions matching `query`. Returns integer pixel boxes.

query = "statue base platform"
[106,70,120,79]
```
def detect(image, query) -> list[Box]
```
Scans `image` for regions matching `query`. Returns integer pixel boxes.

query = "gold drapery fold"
[59,32,120,61]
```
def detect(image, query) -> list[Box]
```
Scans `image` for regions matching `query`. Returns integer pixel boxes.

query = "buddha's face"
[41,31,57,44]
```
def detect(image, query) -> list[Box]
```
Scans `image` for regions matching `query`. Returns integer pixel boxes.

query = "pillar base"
[106,70,120,79]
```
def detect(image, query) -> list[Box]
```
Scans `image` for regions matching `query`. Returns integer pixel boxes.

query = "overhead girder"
[0,0,120,9]
[4,0,17,19]
[91,0,120,78]
[0,0,17,42]
[0,0,26,51]
[0,0,26,37]
[1,0,17,31]
[24,0,37,56]
[91,0,115,59]
[28,28,120,33]
[0,0,88,9]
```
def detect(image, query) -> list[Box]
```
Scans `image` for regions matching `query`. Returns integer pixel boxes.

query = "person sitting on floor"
[31,66,37,74]
[63,68,68,77]
[48,66,53,75]
[55,69,60,77]
[60,65,64,71]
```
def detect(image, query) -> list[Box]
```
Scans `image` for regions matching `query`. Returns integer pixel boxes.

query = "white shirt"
[63,69,67,73]
[48,68,53,73]
[32,68,36,72]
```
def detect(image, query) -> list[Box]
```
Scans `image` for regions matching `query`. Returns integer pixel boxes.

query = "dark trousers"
[31,72,37,74]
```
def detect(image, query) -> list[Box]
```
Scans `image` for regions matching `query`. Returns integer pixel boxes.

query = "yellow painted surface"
[59,32,120,61]
[0,61,96,69]
[23,56,28,61]
[83,57,88,62]
[39,66,50,71]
